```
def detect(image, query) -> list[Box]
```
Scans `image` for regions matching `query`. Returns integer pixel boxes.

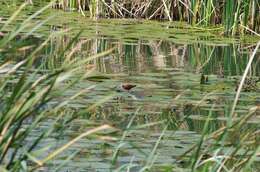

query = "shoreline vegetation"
[47,0,260,36]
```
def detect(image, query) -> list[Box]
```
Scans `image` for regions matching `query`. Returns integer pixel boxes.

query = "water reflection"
[1,29,259,171]
[30,33,259,170]
[37,33,260,76]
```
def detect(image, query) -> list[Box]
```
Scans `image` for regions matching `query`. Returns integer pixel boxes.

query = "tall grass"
[0,2,113,171]
[50,0,260,35]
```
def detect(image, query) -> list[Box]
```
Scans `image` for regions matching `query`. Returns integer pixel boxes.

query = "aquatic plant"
[0,2,114,171]
[50,0,260,35]
[1,1,259,172]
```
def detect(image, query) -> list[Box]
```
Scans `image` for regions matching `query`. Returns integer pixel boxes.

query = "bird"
[121,83,136,91]
[115,83,137,92]
[115,84,152,100]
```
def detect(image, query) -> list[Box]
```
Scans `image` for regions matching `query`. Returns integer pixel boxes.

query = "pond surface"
[0,3,260,172]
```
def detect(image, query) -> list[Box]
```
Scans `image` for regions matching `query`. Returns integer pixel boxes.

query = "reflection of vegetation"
[187,44,260,76]
[3,34,259,77]
[40,35,260,76]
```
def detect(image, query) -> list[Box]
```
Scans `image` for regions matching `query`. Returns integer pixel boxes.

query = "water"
[0,3,260,172]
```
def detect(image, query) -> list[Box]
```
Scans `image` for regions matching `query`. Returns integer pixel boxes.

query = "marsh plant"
[0,3,113,171]
[50,0,260,35]
[0,1,260,172]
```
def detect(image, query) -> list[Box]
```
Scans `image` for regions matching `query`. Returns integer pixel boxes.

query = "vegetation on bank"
[49,0,260,36]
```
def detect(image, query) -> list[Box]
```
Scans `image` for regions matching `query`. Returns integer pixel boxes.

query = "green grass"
[47,0,260,35]
[0,3,114,171]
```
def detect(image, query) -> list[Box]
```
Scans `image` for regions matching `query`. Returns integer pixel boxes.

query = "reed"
[0,2,114,171]
[50,0,260,35]
[1,1,259,171]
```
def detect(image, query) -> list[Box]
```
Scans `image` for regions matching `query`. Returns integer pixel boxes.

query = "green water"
[0,2,260,172]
